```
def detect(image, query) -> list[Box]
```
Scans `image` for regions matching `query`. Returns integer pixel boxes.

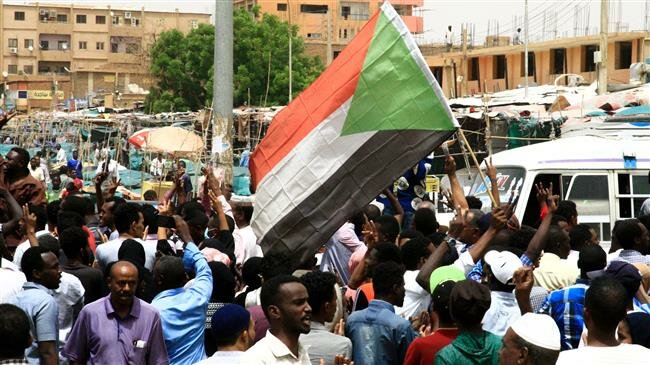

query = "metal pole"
[598,0,609,95]
[288,0,293,102]
[213,0,234,183]
[524,0,529,97]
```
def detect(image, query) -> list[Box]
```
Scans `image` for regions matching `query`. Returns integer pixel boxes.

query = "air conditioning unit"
[124,11,132,19]
[50,10,57,18]
[9,47,18,54]
[40,9,47,16]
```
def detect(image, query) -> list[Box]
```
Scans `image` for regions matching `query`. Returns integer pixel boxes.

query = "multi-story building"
[425,32,650,98]
[234,0,423,63]
[0,2,209,111]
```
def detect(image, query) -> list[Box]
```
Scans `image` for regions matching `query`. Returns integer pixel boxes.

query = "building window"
[431,66,443,84]
[96,15,106,24]
[468,57,479,81]
[306,33,322,39]
[340,2,368,20]
[300,4,328,13]
[190,20,198,29]
[57,14,67,23]
[58,41,68,50]
[157,18,165,26]
[520,52,535,77]
[615,41,633,70]
[582,44,598,72]
[112,16,120,25]
[14,11,25,21]
[277,3,287,11]
[111,43,118,53]
[8,38,18,48]
[126,43,139,54]
[7,65,17,74]
[550,48,566,75]
[79,41,87,50]
[333,50,341,59]
[493,55,506,79]
[24,39,33,49]
[76,14,87,24]
[96,42,104,50]
[40,40,49,50]
[23,65,33,74]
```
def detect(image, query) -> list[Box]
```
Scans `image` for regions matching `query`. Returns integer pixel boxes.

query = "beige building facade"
[235,0,423,63]
[425,32,650,98]
[0,2,209,111]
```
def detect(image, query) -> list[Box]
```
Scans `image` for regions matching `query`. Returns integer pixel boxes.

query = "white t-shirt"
[556,343,650,364]
[394,270,430,319]
[53,272,85,346]
[0,259,26,303]
[233,225,263,265]
[95,237,157,271]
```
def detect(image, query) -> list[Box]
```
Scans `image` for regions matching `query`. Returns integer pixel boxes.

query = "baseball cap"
[510,313,561,351]
[429,265,465,294]
[484,250,523,285]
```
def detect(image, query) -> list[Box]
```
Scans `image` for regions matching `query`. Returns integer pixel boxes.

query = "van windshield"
[469,167,526,211]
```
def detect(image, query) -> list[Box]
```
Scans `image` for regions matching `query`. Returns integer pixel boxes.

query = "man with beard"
[242,275,313,364]
[346,261,417,365]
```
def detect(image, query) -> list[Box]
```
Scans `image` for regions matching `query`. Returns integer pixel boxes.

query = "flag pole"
[457,128,498,207]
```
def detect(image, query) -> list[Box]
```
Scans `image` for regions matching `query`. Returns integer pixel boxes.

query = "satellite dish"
[2,71,8,78]
[64,67,71,73]
[62,43,68,50]
[28,45,33,52]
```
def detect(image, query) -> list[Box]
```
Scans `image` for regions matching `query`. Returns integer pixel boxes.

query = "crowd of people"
[1,116,650,365]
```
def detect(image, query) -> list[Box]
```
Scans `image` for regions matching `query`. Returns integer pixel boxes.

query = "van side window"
[617,173,650,218]
[564,174,610,241]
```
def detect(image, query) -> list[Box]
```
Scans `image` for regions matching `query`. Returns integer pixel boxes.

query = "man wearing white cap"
[498,313,561,365]
[482,249,523,336]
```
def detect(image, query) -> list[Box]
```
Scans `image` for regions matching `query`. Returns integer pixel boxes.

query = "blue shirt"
[346,299,418,365]
[152,242,213,365]
[10,282,59,365]
[538,279,589,350]
[67,159,83,178]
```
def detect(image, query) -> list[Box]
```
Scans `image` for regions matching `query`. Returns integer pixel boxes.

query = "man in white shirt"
[95,203,154,271]
[482,249,523,336]
[29,156,46,187]
[241,275,312,364]
[196,304,255,365]
[233,205,262,265]
[55,144,66,163]
[150,153,165,177]
[395,238,431,319]
[556,276,650,364]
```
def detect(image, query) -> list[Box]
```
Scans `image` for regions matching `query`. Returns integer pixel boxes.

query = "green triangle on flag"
[341,6,456,136]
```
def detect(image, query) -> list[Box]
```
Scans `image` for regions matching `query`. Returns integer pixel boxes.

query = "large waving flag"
[250,2,458,265]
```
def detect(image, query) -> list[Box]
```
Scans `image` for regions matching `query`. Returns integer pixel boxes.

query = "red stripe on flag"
[250,11,380,189]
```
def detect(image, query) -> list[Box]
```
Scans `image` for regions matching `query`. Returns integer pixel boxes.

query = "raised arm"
[444,155,468,210]
[0,188,23,234]
[466,206,507,263]
[383,188,404,227]
[486,157,501,208]
[524,183,557,263]
[347,218,379,290]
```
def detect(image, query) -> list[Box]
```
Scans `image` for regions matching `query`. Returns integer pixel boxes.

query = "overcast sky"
[12,0,645,44]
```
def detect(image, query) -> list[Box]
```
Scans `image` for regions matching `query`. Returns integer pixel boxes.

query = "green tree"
[145,8,323,113]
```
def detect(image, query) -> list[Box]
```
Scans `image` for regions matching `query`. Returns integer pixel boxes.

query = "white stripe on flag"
[251,98,376,240]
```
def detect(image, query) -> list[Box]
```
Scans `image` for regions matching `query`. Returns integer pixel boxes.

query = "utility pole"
[326,8,332,65]
[598,0,608,95]
[461,24,468,96]
[524,0,529,97]
[213,0,234,182]
[288,0,293,102]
